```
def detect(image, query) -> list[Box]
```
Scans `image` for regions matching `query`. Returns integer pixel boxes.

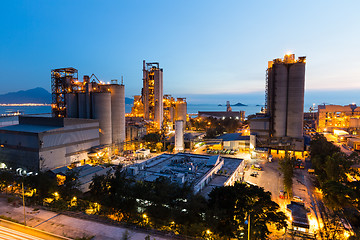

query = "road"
[0,197,171,240]
[0,219,69,240]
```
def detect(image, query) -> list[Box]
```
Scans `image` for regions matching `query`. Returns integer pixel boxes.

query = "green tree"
[279,151,294,197]
[0,170,15,194]
[207,182,287,239]
[322,181,354,211]
[59,169,81,200]
[24,172,58,202]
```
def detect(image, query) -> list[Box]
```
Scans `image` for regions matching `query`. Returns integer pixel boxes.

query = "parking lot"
[242,157,320,236]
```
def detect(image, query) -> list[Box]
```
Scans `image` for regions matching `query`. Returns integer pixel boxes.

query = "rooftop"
[217,133,250,141]
[130,153,244,195]
[0,124,60,133]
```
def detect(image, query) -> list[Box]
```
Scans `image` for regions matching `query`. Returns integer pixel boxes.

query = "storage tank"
[65,93,78,118]
[175,120,184,152]
[91,92,112,145]
[271,64,288,137]
[175,98,187,122]
[78,93,87,118]
[287,62,306,138]
[109,83,125,144]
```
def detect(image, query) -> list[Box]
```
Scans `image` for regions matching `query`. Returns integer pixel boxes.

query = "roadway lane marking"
[0,225,45,240]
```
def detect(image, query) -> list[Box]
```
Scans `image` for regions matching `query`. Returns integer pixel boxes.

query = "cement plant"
[0,54,359,240]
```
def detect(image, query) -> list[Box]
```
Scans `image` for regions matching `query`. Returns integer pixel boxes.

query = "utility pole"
[248,213,251,240]
[22,181,26,226]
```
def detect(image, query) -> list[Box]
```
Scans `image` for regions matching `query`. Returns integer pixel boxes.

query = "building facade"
[0,116,100,172]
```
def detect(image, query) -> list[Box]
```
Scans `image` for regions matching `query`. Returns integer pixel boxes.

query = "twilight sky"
[1,1,360,103]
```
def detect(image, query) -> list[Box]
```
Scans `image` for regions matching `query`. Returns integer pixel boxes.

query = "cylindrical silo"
[109,84,125,144]
[175,98,187,122]
[92,92,112,145]
[78,93,87,118]
[65,93,78,118]
[272,64,288,137]
[175,120,184,152]
[286,62,306,138]
[169,106,174,123]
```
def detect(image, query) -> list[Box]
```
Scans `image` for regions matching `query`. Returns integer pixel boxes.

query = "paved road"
[0,219,69,240]
[0,197,171,240]
[0,225,45,240]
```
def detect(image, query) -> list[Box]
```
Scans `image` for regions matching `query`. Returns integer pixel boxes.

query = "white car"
[293,196,304,202]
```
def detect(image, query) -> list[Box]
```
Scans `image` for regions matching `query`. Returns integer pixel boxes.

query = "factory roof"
[0,124,60,133]
[217,133,250,141]
[287,201,310,229]
[130,153,243,195]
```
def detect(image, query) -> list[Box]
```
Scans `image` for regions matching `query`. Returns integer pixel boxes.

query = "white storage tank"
[91,92,112,145]
[109,83,125,144]
[175,120,184,152]
[175,98,187,122]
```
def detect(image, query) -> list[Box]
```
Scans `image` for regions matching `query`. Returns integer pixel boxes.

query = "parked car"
[293,196,304,202]
[250,172,258,177]
[251,164,263,171]
[279,190,286,199]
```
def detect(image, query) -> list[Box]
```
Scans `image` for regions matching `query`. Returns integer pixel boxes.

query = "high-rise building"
[142,60,163,129]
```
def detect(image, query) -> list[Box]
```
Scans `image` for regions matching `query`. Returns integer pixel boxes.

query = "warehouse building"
[0,116,100,172]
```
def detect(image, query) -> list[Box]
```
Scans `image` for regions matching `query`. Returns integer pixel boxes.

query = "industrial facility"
[0,116,100,172]
[130,60,188,133]
[126,153,244,196]
[142,61,164,129]
[51,67,125,147]
[316,104,360,134]
[250,54,306,152]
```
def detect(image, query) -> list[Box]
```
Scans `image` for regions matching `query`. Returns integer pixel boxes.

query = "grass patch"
[0,215,20,223]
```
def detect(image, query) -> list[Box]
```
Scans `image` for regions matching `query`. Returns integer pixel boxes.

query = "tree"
[207,182,287,239]
[143,133,161,151]
[59,169,81,200]
[322,181,354,211]
[278,151,294,197]
[24,172,58,202]
[0,170,15,194]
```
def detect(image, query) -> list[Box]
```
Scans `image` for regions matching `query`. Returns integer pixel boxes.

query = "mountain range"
[0,88,134,104]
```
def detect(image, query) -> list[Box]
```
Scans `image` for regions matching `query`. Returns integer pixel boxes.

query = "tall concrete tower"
[142,60,163,129]
[266,54,306,149]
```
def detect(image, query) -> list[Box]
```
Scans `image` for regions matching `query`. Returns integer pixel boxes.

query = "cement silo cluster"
[51,68,125,146]
[265,54,306,149]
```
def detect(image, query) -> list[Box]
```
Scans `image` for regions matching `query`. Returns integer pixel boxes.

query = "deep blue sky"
[1,1,360,104]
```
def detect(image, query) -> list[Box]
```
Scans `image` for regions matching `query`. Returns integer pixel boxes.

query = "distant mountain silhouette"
[125,97,133,105]
[0,87,134,105]
[0,87,52,104]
